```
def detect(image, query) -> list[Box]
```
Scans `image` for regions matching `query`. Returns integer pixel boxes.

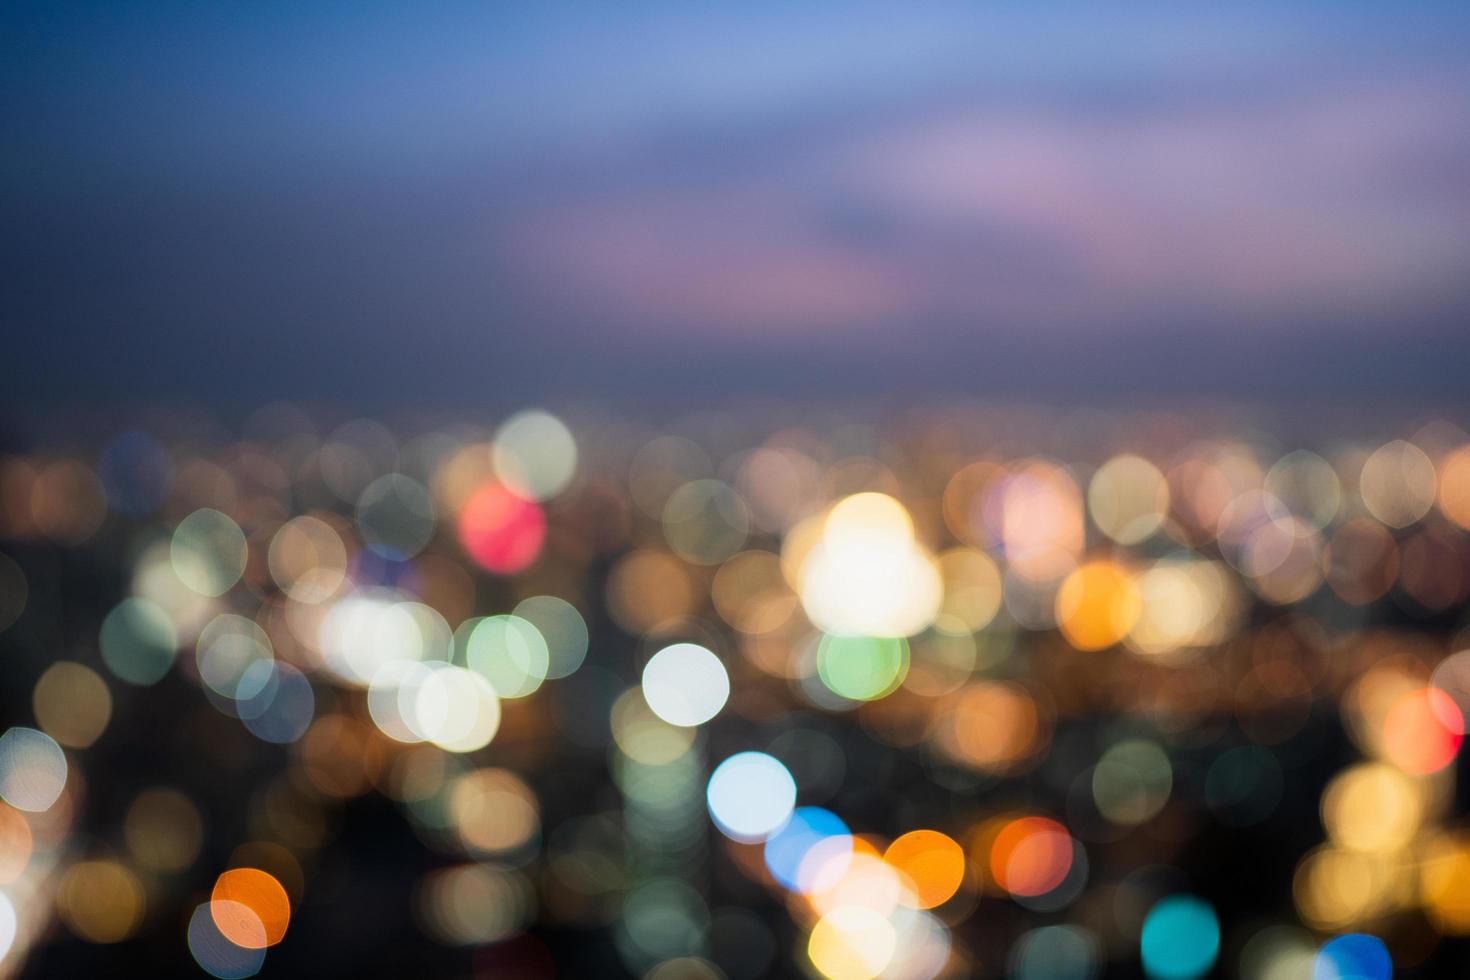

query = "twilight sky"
[4,1,1470,412]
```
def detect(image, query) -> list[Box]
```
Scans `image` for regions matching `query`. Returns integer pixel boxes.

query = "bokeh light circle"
[212,868,291,947]
[467,614,550,699]
[1093,739,1172,826]
[239,663,315,744]
[1381,687,1462,775]
[884,829,965,909]
[457,482,546,574]
[817,634,909,702]
[990,816,1072,898]
[355,474,437,560]
[100,596,178,686]
[414,664,502,752]
[1009,924,1101,980]
[1313,934,1390,980]
[641,643,730,727]
[513,595,589,679]
[807,905,895,980]
[188,902,266,979]
[33,661,112,748]
[1056,560,1140,651]
[1139,895,1219,980]
[492,410,578,501]
[171,508,248,596]
[706,752,796,842]
[57,860,146,943]
[0,726,67,812]
[764,807,850,892]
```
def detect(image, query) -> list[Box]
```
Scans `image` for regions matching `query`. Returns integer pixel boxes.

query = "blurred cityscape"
[3,406,1470,978]
[4,3,1470,979]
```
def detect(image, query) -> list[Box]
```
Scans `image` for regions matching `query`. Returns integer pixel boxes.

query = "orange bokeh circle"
[884,829,966,908]
[989,816,1072,897]
[211,868,291,947]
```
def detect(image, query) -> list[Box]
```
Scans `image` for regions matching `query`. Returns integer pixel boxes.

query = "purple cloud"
[502,74,1470,339]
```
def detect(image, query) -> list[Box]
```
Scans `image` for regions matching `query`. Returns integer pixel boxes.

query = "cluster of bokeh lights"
[0,404,1469,977]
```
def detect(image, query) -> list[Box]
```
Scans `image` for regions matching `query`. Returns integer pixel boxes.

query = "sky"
[4,1,1470,414]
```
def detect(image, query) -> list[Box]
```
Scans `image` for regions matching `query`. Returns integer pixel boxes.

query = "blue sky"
[4,2,1470,411]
